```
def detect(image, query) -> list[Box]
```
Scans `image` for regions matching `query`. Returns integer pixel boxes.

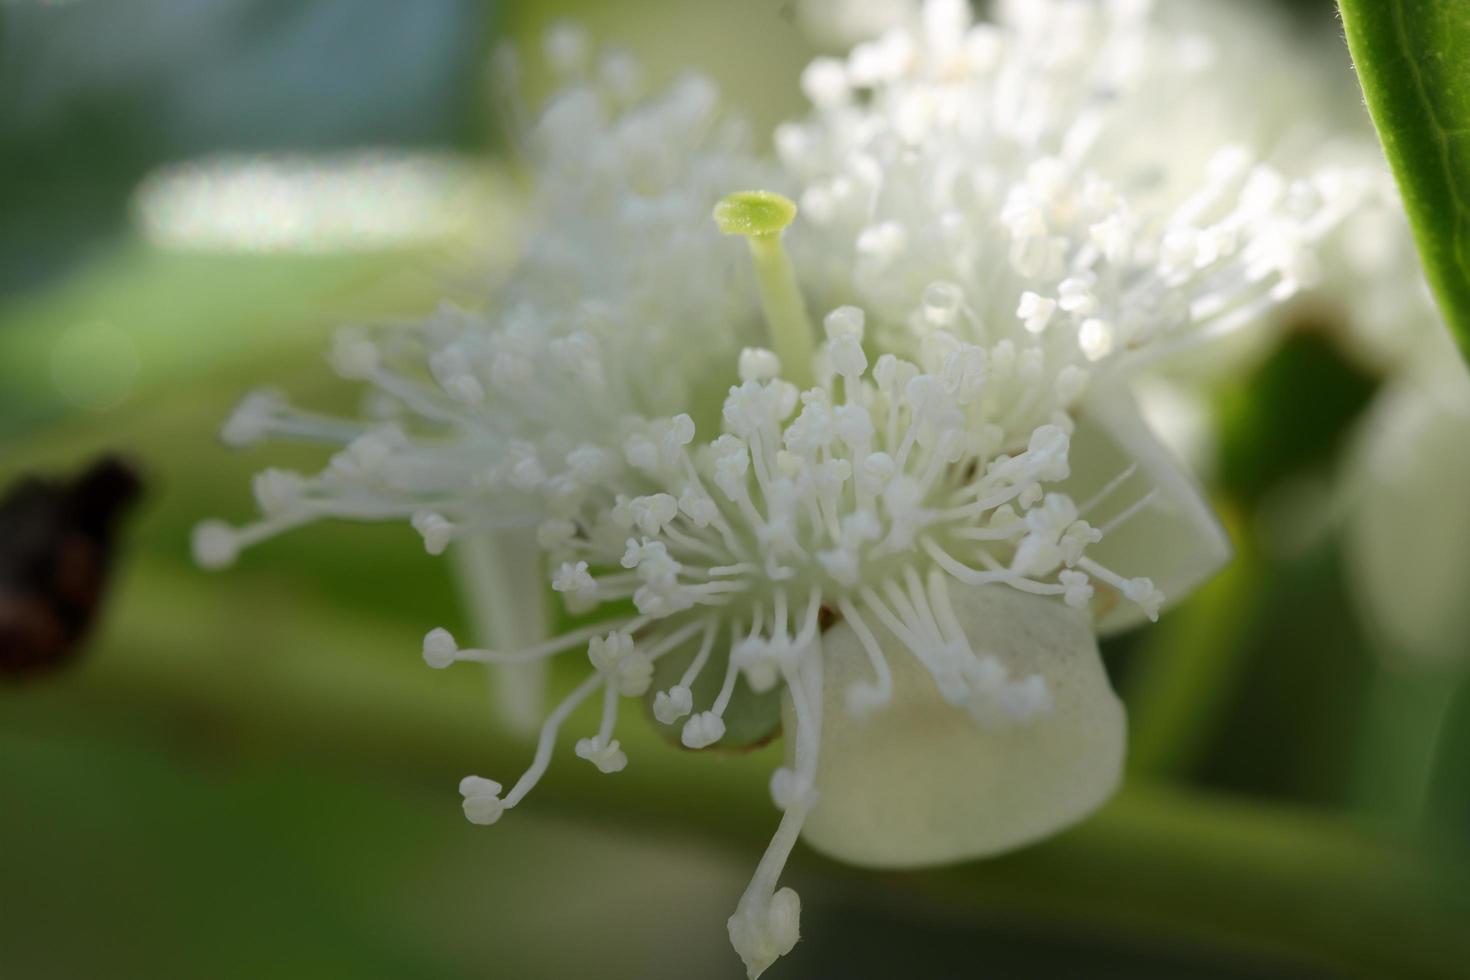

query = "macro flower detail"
[194,2,1368,976]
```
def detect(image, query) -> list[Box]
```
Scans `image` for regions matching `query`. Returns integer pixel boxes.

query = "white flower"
[1343,348,1470,665]
[1118,2,1470,668]
[1310,174,1470,666]
[196,3,1365,976]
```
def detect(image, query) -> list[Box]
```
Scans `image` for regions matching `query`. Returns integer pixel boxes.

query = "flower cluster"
[196,2,1369,976]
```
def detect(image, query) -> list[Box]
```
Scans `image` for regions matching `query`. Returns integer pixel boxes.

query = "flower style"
[196,2,1366,976]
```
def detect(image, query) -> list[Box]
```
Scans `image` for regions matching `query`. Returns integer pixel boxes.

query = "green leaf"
[1340,0,1470,362]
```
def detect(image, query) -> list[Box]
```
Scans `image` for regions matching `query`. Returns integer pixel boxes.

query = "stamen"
[726,650,822,980]
[575,682,628,774]
[426,617,645,668]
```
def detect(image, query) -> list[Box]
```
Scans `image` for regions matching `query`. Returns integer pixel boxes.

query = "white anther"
[575,735,628,774]
[921,281,965,327]
[741,653,782,694]
[553,560,597,599]
[411,510,454,556]
[588,631,652,696]
[1124,577,1165,620]
[997,673,1052,722]
[459,775,505,825]
[1058,276,1098,315]
[1059,570,1094,609]
[827,332,868,380]
[252,468,304,517]
[544,21,590,75]
[598,48,643,102]
[855,221,907,269]
[681,711,726,749]
[728,889,801,980]
[334,431,394,476]
[566,445,621,483]
[627,494,679,535]
[847,27,914,84]
[220,389,282,447]
[428,349,484,405]
[769,766,813,811]
[739,347,782,383]
[422,627,458,669]
[858,452,896,495]
[329,328,379,379]
[801,57,851,108]
[1207,144,1254,185]
[653,685,694,724]
[506,442,546,492]
[192,520,239,570]
[1025,425,1071,479]
[678,488,719,527]
[833,404,874,449]
[1090,212,1133,263]
[823,305,865,341]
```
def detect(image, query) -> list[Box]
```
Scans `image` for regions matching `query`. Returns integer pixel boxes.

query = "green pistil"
[715,191,817,389]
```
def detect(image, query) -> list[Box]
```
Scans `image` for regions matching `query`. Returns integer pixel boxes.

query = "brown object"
[0,456,142,677]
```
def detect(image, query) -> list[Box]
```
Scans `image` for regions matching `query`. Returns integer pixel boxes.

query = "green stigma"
[713,190,799,237]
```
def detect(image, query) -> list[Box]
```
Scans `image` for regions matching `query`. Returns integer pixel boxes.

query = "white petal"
[797,585,1124,868]
[1344,364,1470,665]
[1065,388,1232,634]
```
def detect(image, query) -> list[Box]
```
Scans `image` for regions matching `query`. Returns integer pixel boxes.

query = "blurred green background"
[3,1,1469,978]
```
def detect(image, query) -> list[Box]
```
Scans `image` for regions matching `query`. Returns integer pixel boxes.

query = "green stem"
[1351,663,1464,832]
[4,557,1466,978]
[909,784,1469,980]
